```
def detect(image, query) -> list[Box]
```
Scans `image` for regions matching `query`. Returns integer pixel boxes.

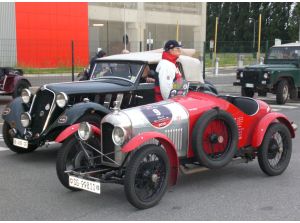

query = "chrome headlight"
[240,72,243,78]
[21,89,31,104]
[56,92,68,108]
[78,122,92,141]
[112,126,127,146]
[263,72,269,79]
[20,112,31,127]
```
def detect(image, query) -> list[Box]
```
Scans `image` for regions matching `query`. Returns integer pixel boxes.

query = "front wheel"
[56,135,100,190]
[2,121,38,153]
[258,123,292,176]
[124,145,170,209]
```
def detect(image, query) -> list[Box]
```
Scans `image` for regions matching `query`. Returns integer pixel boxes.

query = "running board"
[180,158,249,175]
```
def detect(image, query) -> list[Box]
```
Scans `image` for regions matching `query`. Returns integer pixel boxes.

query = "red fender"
[121,132,179,186]
[252,112,295,148]
[55,123,101,143]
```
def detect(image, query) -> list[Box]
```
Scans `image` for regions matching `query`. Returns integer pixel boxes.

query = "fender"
[2,97,28,132]
[55,123,101,143]
[252,112,295,148]
[47,101,110,133]
[121,131,179,186]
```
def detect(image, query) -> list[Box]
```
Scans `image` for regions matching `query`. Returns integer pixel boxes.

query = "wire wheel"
[258,123,292,176]
[56,136,100,191]
[124,145,170,209]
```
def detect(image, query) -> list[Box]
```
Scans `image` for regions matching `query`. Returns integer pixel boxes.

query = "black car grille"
[242,71,259,83]
[101,122,115,163]
[30,88,55,135]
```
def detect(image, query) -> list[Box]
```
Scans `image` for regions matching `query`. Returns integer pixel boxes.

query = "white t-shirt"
[156,59,178,100]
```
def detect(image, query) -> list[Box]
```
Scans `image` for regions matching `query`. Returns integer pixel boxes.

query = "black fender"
[2,97,28,133]
[45,101,110,134]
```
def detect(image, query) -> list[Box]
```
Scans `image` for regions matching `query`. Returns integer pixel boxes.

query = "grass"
[18,66,85,74]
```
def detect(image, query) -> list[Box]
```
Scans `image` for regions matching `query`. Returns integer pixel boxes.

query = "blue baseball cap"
[164,40,183,51]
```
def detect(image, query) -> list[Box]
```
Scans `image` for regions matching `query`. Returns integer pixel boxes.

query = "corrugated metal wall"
[0,2,17,67]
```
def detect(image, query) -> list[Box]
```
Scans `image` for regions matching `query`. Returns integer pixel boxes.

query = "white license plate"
[69,175,101,194]
[245,83,254,88]
[13,138,28,149]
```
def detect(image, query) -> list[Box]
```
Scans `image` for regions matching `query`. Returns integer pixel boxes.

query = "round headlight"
[240,72,244,78]
[112,126,126,146]
[263,72,269,79]
[21,89,31,104]
[78,122,92,141]
[56,92,68,108]
[20,112,31,127]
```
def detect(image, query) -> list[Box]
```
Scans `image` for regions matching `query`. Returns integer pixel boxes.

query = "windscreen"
[267,46,300,60]
[91,62,143,82]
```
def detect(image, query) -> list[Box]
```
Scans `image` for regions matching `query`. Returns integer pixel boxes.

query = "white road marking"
[269,105,298,109]
[0,146,8,151]
[270,108,281,112]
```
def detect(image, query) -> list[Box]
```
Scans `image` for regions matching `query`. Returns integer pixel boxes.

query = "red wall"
[15,2,89,68]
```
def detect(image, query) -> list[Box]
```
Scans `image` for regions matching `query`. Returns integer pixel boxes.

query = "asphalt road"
[1,74,300,220]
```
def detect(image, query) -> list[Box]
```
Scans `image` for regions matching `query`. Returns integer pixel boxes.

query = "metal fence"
[0,38,281,87]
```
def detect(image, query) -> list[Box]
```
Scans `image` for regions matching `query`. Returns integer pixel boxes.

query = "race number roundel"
[140,105,173,128]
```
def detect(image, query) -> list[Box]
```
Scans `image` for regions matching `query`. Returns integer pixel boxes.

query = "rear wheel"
[276,79,289,104]
[258,123,292,176]
[192,110,238,169]
[13,80,31,98]
[2,121,38,153]
[124,145,170,209]
[241,87,254,98]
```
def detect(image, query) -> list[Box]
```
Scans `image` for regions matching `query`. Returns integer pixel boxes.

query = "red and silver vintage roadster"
[0,67,31,98]
[56,87,297,209]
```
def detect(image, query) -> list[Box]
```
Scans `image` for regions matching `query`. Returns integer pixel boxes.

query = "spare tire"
[192,109,238,169]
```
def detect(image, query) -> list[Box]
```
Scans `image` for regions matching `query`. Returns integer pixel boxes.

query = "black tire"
[258,123,292,176]
[13,80,31,98]
[56,114,101,190]
[289,87,297,100]
[2,121,38,153]
[124,144,170,209]
[192,109,238,169]
[56,135,100,190]
[276,79,289,105]
[241,87,254,97]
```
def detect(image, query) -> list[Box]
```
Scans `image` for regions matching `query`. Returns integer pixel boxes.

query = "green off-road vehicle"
[234,42,300,104]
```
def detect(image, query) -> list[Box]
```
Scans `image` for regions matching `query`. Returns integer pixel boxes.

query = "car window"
[91,62,143,82]
[267,46,300,60]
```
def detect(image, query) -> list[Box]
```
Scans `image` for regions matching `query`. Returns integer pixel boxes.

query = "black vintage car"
[2,51,217,153]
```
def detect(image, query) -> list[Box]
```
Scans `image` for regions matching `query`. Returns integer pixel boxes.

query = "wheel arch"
[121,131,179,186]
[251,112,295,148]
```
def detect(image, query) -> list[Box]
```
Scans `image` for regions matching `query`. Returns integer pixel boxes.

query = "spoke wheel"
[258,123,292,176]
[124,145,170,209]
[56,136,100,191]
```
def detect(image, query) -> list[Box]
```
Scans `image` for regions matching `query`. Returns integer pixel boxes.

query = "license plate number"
[69,175,101,194]
[245,83,254,88]
[13,138,28,149]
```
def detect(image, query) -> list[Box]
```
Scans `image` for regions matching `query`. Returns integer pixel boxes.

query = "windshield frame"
[90,60,145,84]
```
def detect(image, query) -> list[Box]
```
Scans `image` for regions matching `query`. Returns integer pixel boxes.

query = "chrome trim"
[42,86,56,132]
[2,75,7,90]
